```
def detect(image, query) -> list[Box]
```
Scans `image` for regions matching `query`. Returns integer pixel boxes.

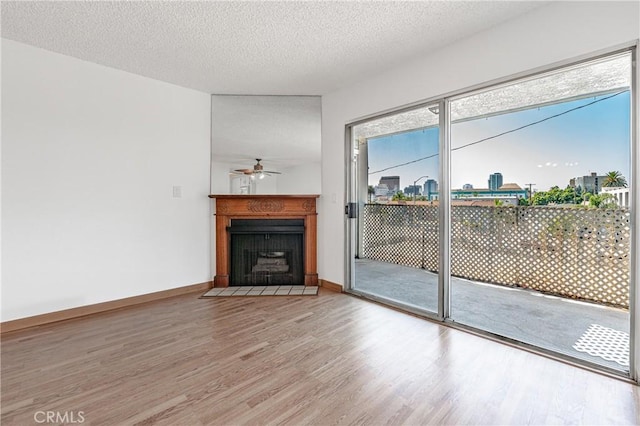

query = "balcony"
[354,203,630,372]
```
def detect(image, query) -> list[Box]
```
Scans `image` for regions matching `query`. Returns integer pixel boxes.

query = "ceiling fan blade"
[233,169,254,174]
[233,160,281,177]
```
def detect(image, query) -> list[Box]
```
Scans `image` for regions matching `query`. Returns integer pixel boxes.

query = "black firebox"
[228,219,304,286]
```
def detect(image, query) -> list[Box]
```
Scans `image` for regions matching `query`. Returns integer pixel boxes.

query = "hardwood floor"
[2,289,639,425]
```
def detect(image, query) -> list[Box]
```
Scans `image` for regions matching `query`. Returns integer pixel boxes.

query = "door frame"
[344,43,638,382]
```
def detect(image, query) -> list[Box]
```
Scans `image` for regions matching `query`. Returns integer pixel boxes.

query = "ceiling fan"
[232,159,281,180]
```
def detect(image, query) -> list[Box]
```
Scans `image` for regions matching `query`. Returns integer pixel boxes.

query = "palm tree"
[368,185,375,202]
[603,171,627,188]
[391,191,408,201]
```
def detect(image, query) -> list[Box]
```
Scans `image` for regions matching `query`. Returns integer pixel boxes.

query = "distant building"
[462,183,473,190]
[571,172,606,194]
[424,179,439,200]
[403,185,422,196]
[499,183,523,191]
[379,176,400,194]
[374,184,390,197]
[488,173,503,191]
[450,183,526,206]
[601,186,630,207]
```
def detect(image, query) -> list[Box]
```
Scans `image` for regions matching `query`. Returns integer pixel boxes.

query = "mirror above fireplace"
[210,95,322,195]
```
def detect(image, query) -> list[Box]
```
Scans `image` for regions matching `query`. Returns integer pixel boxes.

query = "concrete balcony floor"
[354,258,630,373]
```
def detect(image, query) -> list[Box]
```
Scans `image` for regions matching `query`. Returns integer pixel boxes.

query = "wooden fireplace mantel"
[209,194,319,287]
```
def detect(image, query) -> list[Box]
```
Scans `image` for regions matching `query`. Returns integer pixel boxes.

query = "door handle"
[345,202,357,218]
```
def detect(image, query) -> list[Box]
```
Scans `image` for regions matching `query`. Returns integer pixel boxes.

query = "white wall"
[210,160,233,194]
[254,175,278,194]
[1,39,212,322]
[319,1,640,286]
[276,162,322,194]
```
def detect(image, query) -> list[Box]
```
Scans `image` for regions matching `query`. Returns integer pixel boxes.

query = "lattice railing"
[362,204,630,308]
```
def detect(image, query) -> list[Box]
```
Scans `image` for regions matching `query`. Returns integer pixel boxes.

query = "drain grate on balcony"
[573,324,629,367]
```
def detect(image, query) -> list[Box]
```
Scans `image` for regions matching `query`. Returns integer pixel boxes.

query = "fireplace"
[229,219,304,286]
[208,194,319,287]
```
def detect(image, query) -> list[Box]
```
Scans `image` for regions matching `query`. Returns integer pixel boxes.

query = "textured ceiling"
[1,1,546,95]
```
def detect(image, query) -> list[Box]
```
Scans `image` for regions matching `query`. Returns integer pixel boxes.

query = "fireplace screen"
[229,219,304,286]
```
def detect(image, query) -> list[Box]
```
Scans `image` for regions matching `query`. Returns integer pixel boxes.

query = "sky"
[366,91,631,193]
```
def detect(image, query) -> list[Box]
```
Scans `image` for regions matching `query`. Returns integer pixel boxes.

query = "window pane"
[449,52,632,372]
[352,105,440,314]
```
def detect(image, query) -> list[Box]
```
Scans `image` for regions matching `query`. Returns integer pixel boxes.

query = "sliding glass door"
[346,48,635,376]
[349,104,440,315]
[449,52,633,373]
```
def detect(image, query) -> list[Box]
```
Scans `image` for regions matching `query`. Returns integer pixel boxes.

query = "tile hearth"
[202,286,318,297]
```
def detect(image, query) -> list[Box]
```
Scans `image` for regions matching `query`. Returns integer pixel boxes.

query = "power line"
[369,152,439,175]
[368,91,626,175]
[450,91,625,152]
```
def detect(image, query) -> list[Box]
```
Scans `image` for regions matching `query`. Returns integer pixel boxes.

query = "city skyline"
[367,91,631,193]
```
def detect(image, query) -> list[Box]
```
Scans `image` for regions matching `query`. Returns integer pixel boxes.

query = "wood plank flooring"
[2,289,639,425]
